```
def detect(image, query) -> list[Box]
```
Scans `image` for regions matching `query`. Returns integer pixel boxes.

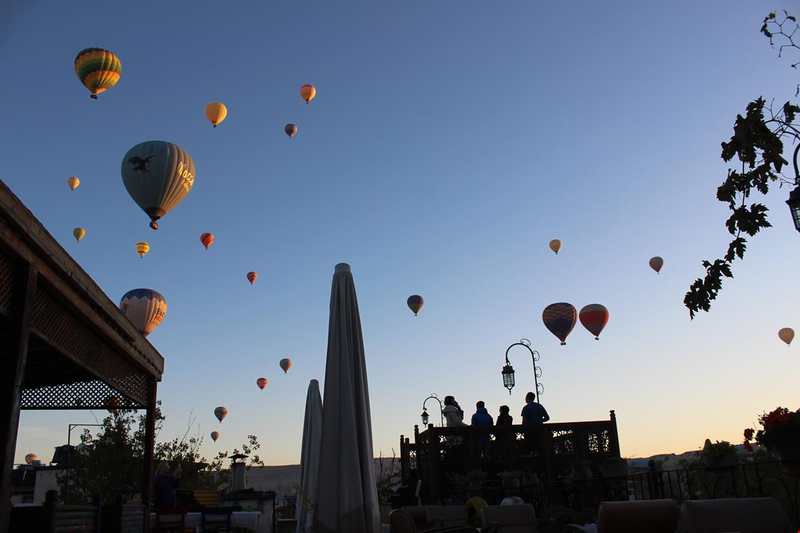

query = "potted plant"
[498,470,522,488]
[447,472,470,492]
[701,439,739,470]
[743,407,800,476]
[466,469,487,490]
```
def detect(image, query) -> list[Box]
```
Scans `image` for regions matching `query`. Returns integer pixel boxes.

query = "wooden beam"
[0,263,37,532]
[0,183,163,378]
[141,376,158,532]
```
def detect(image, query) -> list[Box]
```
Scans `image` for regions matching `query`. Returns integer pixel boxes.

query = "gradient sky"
[3,1,799,467]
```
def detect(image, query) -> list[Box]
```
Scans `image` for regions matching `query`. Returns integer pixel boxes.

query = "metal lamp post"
[420,393,444,427]
[501,338,543,401]
[786,145,800,232]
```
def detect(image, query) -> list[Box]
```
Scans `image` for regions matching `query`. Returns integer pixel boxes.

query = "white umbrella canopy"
[297,379,323,533]
[315,263,381,533]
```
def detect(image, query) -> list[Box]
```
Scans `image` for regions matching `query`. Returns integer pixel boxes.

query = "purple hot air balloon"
[542,302,577,345]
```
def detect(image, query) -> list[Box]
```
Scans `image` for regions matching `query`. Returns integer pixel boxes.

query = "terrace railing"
[399,410,622,506]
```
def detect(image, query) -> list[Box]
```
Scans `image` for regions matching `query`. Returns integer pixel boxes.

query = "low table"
[151,510,267,532]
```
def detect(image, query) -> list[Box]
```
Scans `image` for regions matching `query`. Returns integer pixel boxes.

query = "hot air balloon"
[542,303,578,345]
[285,124,298,138]
[280,358,292,374]
[121,141,196,230]
[211,431,220,442]
[300,84,316,104]
[407,295,424,316]
[779,327,794,347]
[579,304,609,340]
[257,377,268,390]
[75,48,121,99]
[73,227,86,242]
[136,242,150,258]
[200,233,214,249]
[649,256,664,274]
[205,102,227,128]
[549,239,562,255]
[120,289,167,337]
[247,271,257,285]
[24,454,37,464]
[67,176,80,191]
[214,406,228,422]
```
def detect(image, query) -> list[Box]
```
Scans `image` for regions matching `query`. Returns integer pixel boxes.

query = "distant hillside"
[245,457,399,497]
[626,444,754,470]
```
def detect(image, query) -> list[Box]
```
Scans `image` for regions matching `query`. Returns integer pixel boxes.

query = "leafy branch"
[684,99,799,317]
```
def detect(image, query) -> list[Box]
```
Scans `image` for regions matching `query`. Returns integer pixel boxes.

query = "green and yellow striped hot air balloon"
[75,48,122,99]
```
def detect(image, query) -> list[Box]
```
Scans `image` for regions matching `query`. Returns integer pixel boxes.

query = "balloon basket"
[90,94,98,100]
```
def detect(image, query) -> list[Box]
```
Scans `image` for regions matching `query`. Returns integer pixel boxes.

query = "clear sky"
[3,1,799,466]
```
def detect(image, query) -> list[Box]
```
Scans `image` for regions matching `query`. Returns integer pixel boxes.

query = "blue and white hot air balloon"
[120,289,167,337]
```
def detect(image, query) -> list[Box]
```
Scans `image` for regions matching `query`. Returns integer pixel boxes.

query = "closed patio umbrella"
[297,379,323,533]
[315,263,380,533]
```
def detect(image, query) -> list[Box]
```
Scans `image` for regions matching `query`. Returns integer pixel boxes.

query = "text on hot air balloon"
[177,162,195,191]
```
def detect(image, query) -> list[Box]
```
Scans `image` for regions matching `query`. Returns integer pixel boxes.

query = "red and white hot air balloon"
[579,304,609,340]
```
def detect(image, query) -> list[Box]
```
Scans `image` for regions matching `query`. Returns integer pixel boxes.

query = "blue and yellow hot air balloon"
[407,295,424,316]
[119,288,167,337]
[542,302,577,345]
[75,48,121,99]
[121,141,195,230]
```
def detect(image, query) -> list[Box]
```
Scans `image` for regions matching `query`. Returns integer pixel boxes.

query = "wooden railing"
[400,410,622,505]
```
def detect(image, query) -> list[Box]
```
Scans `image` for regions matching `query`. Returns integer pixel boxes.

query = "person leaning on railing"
[442,395,467,427]
[521,392,549,426]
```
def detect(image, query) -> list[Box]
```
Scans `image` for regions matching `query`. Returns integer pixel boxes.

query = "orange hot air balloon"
[285,124,298,138]
[73,227,86,242]
[257,377,268,390]
[200,232,214,249]
[247,271,257,285]
[649,256,664,274]
[67,176,80,191]
[210,431,220,442]
[549,239,562,255]
[280,358,292,374]
[300,84,316,104]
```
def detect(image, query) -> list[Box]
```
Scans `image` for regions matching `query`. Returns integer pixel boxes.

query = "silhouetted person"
[521,392,550,426]
[442,395,467,427]
[496,405,513,426]
[471,401,494,427]
[153,461,181,508]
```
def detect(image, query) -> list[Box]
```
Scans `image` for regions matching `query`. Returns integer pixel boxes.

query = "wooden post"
[141,376,158,532]
[0,264,37,533]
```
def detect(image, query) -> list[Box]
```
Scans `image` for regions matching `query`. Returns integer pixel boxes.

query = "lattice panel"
[21,379,144,410]
[513,431,541,459]
[0,251,14,315]
[551,429,575,456]
[29,287,148,405]
[408,448,417,472]
[588,430,610,453]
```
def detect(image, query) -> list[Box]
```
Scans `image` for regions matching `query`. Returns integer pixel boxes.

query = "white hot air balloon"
[119,289,167,337]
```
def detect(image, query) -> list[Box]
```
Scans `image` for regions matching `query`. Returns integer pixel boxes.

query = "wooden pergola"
[0,179,164,532]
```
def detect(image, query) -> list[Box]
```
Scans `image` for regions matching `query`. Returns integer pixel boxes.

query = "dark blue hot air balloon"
[542,302,577,345]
